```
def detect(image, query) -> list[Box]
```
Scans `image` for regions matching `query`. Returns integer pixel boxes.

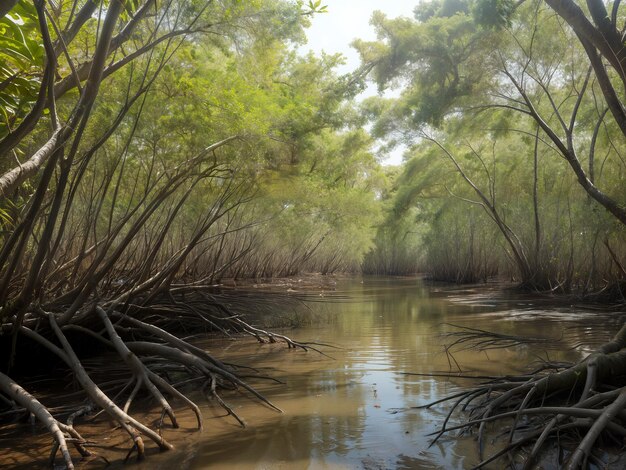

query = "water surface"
[175,276,620,469]
[3,276,618,469]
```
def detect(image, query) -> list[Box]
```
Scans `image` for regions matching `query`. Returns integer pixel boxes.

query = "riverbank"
[217,272,340,292]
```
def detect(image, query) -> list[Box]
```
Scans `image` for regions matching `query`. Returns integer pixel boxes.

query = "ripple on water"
[7,276,602,470]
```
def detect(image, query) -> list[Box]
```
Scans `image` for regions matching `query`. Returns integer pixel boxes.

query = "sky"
[300,1,418,165]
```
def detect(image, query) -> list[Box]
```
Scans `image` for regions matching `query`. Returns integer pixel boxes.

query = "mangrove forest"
[0,0,625,468]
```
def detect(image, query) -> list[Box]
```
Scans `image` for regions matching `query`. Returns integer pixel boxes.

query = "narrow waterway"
[2,276,623,469]
[161,276,622,469]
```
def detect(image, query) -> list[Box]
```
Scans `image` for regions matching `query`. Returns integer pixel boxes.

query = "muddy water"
[2,276,622,469]
[161,276,622,470]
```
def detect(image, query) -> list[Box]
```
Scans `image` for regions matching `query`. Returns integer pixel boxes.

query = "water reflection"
[184,276,623,469]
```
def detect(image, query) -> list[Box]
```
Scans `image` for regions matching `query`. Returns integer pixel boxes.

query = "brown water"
[170,276,622,470]
[2,276,623,469]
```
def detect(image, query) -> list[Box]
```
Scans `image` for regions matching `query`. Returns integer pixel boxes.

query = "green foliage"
[304,0,328,14]
[472,0,516,28]
[0,0,43,138]
[361,0,626,287]
[354,5,497,128]
[63,0,385,280]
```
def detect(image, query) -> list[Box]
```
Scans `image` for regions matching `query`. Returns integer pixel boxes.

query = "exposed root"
[96,306,179,428]
[125,341,283,413]
[233,317,335,357]
[442,323,558,352]
[417,322,626,469]
[565,388,626,470]
[147,371,203,430]
[0,289,325,467]
[48,314,172,455]
[0,371,89,469]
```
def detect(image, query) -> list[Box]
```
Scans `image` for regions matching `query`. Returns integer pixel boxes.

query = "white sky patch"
[300,1,418,166]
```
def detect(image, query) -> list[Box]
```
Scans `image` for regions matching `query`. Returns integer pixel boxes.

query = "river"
[149,276,622,469]
[2,276,622,469]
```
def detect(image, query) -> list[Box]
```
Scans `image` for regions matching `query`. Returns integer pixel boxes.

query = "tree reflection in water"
[182,277,609,469]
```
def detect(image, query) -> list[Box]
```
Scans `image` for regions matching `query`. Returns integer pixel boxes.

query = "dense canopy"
[0,0,624,468]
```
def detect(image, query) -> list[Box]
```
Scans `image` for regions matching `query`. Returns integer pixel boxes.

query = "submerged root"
[441,323,557,352]
[420,323,626,469]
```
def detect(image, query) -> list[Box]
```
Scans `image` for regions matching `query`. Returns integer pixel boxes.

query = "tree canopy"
[0,1,625,467]
[359,0,625,291]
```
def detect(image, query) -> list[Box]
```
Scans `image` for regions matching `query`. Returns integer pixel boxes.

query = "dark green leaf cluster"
[472,0,516,28]
[0,0,43,138]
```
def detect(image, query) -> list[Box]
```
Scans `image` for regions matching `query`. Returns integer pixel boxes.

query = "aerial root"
[414,324,626,468]
[96,306,179,429]
[147,370,203,430]
[565,387,626,470]
[202,374,247,427]
[232,317,335,357]
[3,292,326,468]
[126,341,284,413]
[0,371,82,469]
[48,314,173,453]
